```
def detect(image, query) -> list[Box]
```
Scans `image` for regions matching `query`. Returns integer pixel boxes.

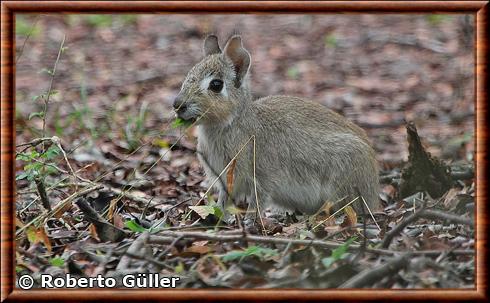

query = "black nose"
[173,97,187,112]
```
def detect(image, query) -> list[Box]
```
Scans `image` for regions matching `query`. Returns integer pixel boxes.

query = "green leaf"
[85,15,113,28]
[16,16,41,37]
[174,262,184,274]
[16,153,31,162]
[171,118,193,129]
[28,111,44,120]
[16,172,29,181]
[49,257,65,267]
[324,33,338,48]
[322,237,357,268]
[222,250,248,262]
[286,66,300,79]
[43,145,61,160]
[125,219,147,233]
[212,205,224,220]
[222,245,278,262]
[40,68,54,76]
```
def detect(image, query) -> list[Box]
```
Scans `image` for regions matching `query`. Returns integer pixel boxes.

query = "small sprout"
[125,219,147,233]
[28,111,44,120]
[171,117,193,128]
[49,257,65,268]
[40,68,54,76]
[222,246,279,262]
[321,236,357,268]
[286,66,300,79]
[324,33,338,48]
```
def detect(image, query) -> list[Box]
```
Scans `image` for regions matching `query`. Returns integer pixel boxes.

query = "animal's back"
[247,95,379,214]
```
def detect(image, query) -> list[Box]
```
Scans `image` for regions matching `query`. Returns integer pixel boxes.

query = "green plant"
[16,16,41,37]
[123,102,149,151]
[16,145,61,181]
[321,236,357,268]
[125,219,147,233]
[324,33,338,48]
[49,256,65,267]
[171,117,193,128]
[85,15,113,28]
[222,246,279,262]
[426,14,451,25]
[286,66,300,79]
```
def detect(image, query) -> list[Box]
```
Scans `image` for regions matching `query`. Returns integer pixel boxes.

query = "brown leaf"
[89,224,101,241]
[341,205,357,228]
[185,245,212,255]
[26,225,52,253]
[226,159,237,194]
[107,198,118,223]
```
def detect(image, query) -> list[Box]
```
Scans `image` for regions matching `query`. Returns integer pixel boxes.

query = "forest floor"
[15,14,475,289]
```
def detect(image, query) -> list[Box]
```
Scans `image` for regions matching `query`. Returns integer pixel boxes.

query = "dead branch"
[16,184,103,238]
[34,177,51,211]
[117,231,150,270]
[381,207,426,248]
[149,230,474,257]
[381,208,473,248]
[339,253,411,288]
[421,209,473,226]
[75,198,127,242]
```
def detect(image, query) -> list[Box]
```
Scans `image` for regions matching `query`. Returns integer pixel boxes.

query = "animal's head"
[173,35,252,125]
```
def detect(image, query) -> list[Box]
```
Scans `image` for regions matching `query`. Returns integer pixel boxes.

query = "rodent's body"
[174,35,380,218]
[197,95,379,215]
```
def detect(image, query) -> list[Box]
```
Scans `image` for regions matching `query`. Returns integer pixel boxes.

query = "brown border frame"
[1,1,488,301]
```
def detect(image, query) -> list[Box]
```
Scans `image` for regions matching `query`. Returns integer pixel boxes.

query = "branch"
[149,230,474,257]
[340,253,411,288]
[381,208,473,248]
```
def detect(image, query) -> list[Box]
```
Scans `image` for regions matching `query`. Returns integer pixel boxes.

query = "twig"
[34,177,51,211]
[17,165,93,213]
[312,196,360,230]
[339,253,411,288]
[123,252,174,271]
[41,35,66,147]
[15,15,41,63]
[381,208,473,249]
[15,184,103,238]
[148,231,460,256]
[420,209,474,226]
[252,135,266,235]
[117,232,150,270]
[361,195,381,231]
[188,134,256,211]
[102,184,166,208]
[381,207,426,248]
[149,230,474,257]
[16,137,52,149]
[52,136,79,190]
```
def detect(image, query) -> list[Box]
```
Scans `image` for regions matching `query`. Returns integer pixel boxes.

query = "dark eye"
[208,79,223,93]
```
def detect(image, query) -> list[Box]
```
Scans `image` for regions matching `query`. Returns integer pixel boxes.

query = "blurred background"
[15,14,474,174]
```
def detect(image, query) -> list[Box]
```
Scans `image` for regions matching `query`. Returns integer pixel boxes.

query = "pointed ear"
[223,35,251,88]
[203,35,221,56]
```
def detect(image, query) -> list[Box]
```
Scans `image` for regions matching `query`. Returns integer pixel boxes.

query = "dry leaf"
[312,201,335,227]
[107,198,118,222]
[26,225,52,252]
[226,159,237,194]
[53,201,73,218]
[341,205,357,228]
[89,224,100,241]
